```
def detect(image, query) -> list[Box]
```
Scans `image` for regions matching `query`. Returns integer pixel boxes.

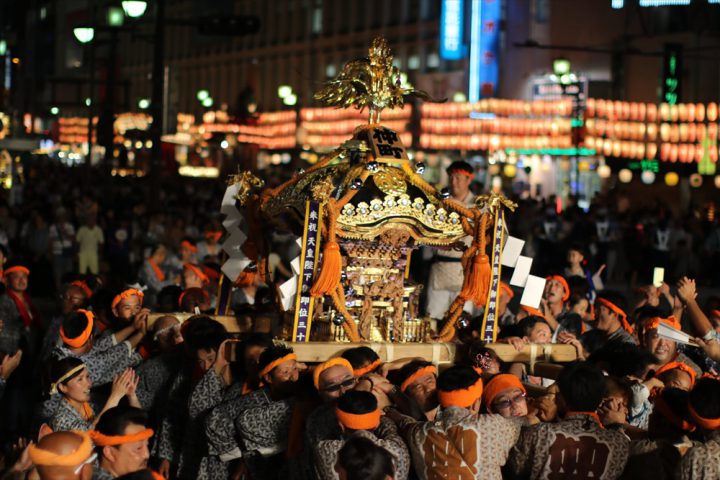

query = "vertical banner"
[440,0,466,60]
[469,0,502,101]
[215,273,232,315]
[292,201,323,342]
[481,208,505,342]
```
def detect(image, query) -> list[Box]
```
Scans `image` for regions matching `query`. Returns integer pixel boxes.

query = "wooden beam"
[486,343,577,363]
[288,342,457,364]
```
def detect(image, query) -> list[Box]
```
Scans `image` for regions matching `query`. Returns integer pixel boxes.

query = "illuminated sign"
[440,0,466,60]
[662,44,682,105]
[628,159,660,172]
[468,0,501,102]
[613,0,719,7]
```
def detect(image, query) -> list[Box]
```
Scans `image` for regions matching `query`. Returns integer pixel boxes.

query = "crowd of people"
[0,160,718,479]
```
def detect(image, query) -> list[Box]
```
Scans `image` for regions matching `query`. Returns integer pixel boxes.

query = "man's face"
[196,348,217,372]
[183,269,201,288]
[406,373,438,412]
[62,285,87,315]
[114,295,142,320]
[318,365,356,403]
[448,172,472,200]
[526,322,552,344]
[543,279,565,304]
[661,369,693,391]
[268,358,300,396]
[7,272,28,292]
[567,250,584,266]
[105,424,150,475]
[490,387,528,417]
[643,329,677,364]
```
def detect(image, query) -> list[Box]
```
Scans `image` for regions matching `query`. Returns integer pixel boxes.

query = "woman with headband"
[48,356,140,432]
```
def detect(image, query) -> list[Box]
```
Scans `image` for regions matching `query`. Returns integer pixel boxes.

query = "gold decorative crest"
[314,36,438,124]
[229,171,264,206]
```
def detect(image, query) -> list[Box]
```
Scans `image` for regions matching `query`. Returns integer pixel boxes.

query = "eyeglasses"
[322,377,357,393]
[492,392,527,411]
[73,452,98,474]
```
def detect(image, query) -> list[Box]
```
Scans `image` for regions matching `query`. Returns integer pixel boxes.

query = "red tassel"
[310,241,342,296]
[460,254,491,307]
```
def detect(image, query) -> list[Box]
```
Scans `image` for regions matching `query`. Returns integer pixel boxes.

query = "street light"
[553,58,571,76]
[107,6,125,27]
[138,98,150,109]
[197,89,209,101]
[73,27,95,44]
[121,0,148,18]
[278,85,293,99]
[202,97,214,108]
[283,94,298,106]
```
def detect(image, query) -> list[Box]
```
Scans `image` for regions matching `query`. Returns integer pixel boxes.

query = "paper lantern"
[622,102,631,120]
[679,104,688,122]
[647,124,657,141]
[660,123,670,142]
[597,99,606,118]
[670,125,680,143]
[619,168,633,183]
[641,170,656,184]
[660,143,670,162]
[671,104,679,123]
[679,124,688,143]
[647,143,657,159]
[690,173,703,188]
[660,103,670,122]
[587,98,596,118]
[613,141,622,157]
[647,104,657,123]
[670,145,679,163]
[630,103,639,121]
[715,175,720,189]
[696,103,705,122]
[639,103,647,122]
[688,123,697,143]
[678,144,688,163]
[709,103,718,122]
[665,172,679,186]
[687,103,695,123]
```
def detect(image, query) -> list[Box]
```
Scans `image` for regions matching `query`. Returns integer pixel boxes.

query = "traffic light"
[196,15,260,36]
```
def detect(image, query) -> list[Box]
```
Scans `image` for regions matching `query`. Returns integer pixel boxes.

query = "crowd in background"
[0,160,717,479]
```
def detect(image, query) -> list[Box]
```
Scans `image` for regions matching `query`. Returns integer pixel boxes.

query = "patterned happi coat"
[678,430,720,480]
[393,406,525,480]
[507,414,630,480]
[314,418,411,480]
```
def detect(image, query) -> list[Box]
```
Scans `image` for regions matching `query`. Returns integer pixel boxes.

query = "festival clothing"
[52,336,141,386]
[425,193,476,319]
[393,406,525,480]
[49,399,95,432]
[678,430,720,480]
[314,419,411,480]
[507,413,630,480]
[177,368,243,479]
[206,387,294,480]
[135,349,183,414]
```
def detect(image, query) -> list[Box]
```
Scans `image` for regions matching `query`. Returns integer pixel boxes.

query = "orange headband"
[438,377,484,408]
[521,305,545,319]
[448,168,474,178]
[60,309,94,348]
[178,289,209,308]
[653,396,696,432]
[644,316,681,332]
[688,403,720,430]
[597,298,633,334]
[546,275,570,302]
[400,365,437,393]
[71,281,93,299]
[353,359,382,377]
[29,431,93,467]
[184,264,209,284]
[711,309,720,319]
[205,231,222,241]
[111,289,144,310]
[4,266,29,276]
[482,374,526,409]
[335,408,381,430]
[259,353,298,379]
[500,282,514,299]
[313,358,354,390]
[655,361,697,387]
[89,428,154,446]
[180,240,198,253]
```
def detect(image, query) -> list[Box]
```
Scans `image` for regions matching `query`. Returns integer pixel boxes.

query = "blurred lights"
[665,172,679,186]
[277,85,293,99]
[50,107,59,115]
[715,175,720,188]
[641,170,656,184]
[138,98,150,109]
[202,97,213,108]
[196,90,209,101]
[121,0,148,18]
[618,169,633,183]
[689,173,703,188]
[597,164,611,178]
[73,27,95,44]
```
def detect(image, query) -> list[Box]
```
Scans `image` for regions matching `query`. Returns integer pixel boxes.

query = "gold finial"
[474,192,518,213]
[229,171,264,206]
[311,177,335,204]
[314,36,439,124]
